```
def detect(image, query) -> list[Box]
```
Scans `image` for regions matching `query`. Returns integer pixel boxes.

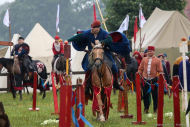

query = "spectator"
[133,51,142,67]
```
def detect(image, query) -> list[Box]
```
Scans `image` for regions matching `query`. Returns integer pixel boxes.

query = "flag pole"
[126,14,128,37]
[139,3,142,52]
[8,8,11,58]
[56,3,59,36]
[95,0,108,32]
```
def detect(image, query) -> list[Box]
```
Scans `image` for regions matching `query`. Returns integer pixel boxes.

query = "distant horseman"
[11,37,31,80]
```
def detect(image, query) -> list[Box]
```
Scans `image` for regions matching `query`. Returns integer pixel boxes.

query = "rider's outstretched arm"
[67,33,83,42]
[100,35,113,46]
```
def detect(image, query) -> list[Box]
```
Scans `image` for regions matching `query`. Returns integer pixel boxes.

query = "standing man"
[65,20,131,94]
[138,46,163,113]
[11,37,30,80]
[52,36,64,70]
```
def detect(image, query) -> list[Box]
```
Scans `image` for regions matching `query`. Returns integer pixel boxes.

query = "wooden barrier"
[76,78,85,127]
[132,72,146,125]
[118,69,133,118]
[59,74,72,127]
[173,76,181,127]
[157,74,164,127]
[29,71,39,111]
[51,72,59,115]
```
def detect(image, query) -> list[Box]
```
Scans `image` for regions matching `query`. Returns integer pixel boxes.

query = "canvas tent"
[0,34,20,93]
[132,8,190,72]
[25,23,54,73]
[25,23,86,84]
[0,47,8,57]
[70,43,85,84]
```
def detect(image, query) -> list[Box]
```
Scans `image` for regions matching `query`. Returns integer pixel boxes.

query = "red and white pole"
[132,72,146,124]
[29,71,39,111]
[173,76,181,127]
[76,78,85,127]
[157,74,165,127]
[51,72,59,115]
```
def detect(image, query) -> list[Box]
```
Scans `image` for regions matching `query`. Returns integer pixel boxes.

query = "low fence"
[0,71,85,92]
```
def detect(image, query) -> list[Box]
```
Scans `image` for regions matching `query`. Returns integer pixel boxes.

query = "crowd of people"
[132,46,190,114]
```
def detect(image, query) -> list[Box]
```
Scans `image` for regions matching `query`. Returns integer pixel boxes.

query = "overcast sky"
[0,0,15,6]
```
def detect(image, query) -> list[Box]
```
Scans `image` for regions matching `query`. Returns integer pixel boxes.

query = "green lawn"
[0,90,188,127]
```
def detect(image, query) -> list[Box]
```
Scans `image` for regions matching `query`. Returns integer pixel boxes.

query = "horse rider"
[138,46,163,113]
[11,37,31,80]
[52,36,64,71]
[65,20,131,94]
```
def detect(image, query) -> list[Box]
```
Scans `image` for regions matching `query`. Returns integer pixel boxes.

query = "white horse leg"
[97,94,105,122]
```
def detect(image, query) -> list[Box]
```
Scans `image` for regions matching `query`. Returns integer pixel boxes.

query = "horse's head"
[56,55,67,73]
[90,42,105,70]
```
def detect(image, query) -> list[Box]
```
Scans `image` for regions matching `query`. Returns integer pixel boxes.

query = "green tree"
[102,0,187,39]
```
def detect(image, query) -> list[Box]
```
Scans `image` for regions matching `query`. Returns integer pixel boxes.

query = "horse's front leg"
[19,90,22,101]
[96,93,105,122]
[42,91,46,99]
[13,90,16,99]
[26,86,29,95]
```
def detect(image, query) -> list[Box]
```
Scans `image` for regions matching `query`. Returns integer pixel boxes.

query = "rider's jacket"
[11,43,30,58]
[52,42,64,55]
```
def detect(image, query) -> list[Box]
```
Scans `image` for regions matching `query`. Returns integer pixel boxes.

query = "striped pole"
[95,0,108,32]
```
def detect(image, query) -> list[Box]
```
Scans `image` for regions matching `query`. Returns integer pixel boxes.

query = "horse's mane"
[0,58,14,68]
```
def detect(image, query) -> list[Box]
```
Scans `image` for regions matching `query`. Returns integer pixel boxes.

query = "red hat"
[91,20,101,28]
[133,51,139,55]
[158,54,164,58]
[147,46,155,51]
[55,36,60,40]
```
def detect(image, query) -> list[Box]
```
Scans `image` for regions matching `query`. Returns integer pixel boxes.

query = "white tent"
[132,8,190,73]
[70,43,85,85]
[25,23,54,73]
[0,34,20,93]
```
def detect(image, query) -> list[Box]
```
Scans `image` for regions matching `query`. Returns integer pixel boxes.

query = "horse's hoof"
[20,99,22,101]
[100,115,105,122]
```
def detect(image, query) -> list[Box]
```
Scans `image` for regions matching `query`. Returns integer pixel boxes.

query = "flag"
[56,4,60,32]
[117,15,129,33]
[3,8,10,27]
[93,4,97,21]
[134,17,138,43]
[139,4,146,28]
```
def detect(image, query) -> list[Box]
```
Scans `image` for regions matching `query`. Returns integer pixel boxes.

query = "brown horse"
[89,42,113,122]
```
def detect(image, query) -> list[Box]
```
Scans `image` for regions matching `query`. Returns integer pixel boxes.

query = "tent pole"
[140,28,141,52]
[8,8,11,58]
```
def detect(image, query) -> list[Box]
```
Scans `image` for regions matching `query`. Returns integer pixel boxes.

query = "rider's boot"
[113,73,124,91]
[84,70,91,95]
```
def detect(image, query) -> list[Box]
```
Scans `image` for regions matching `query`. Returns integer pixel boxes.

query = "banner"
[117,15,129,33]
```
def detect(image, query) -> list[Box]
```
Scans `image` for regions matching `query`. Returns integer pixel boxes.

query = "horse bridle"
[92,47,104,67]
[92,47,106,87]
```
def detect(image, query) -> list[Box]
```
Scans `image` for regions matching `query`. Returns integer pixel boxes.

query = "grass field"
[0,90,188,127]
